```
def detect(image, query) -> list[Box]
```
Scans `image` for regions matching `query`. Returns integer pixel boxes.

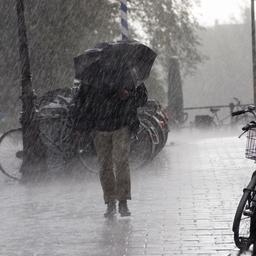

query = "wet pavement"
[0,128,255,255]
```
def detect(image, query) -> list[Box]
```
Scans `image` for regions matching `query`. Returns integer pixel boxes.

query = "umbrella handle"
[131,68,144,87]
[130,67,140,87]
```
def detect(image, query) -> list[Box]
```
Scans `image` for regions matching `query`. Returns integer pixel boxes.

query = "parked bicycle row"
[0,87,169,181]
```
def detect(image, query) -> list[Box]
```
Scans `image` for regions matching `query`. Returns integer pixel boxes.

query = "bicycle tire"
[129,119,155,169]
[78,121,155,173]
[151,114,168,154]
[0,128,23,181]
[77,135,99,174]
[211,119,219,128]
[139,113,163,153]
[233,172,256,250]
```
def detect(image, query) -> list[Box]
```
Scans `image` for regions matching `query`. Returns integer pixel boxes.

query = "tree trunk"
[16,0,46,181]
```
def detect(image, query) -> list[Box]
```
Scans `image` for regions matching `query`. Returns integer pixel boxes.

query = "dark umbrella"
[74,48,103,84]
[96,40,157,81]
[74,40,157,86]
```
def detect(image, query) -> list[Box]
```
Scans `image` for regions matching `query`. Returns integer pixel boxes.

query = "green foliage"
[129,0,203,76]
[0,0,119,104]
[128,0,203,104]
[24,0,120,92]
[146,72,167,104]
[0,0,202,113]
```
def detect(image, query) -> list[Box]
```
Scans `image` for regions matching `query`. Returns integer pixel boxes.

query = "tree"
[0,0,120,117]
[0,0,202,114]
[129,0,203,76]
[24,0,120,91]
[126,0,203,105]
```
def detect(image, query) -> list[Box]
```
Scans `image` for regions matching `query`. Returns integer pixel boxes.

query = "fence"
[182,103,253,128]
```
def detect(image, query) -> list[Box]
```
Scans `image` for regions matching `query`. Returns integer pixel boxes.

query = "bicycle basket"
[245,129,256,160]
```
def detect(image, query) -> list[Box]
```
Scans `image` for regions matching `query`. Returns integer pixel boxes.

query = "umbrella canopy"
[74,48,103,84]
[74,40,157,87]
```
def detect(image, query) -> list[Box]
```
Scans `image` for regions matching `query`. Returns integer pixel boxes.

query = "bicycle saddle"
[210,107,220,113]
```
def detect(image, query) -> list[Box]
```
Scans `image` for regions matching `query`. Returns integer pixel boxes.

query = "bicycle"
[138,100,169,156]
[230,97,251,126]
[232,105,256,251]
[0,88,168,180]
[193,108,227,129]
[193,98,250,129]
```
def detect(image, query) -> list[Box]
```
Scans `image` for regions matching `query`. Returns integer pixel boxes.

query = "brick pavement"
[1,128,255,256]
[82,128,256,256]
[128,129,255,256]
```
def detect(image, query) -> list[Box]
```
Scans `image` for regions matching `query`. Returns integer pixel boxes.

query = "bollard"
[167,56,184,127]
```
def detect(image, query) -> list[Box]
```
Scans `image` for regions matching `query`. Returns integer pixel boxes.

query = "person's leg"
[112,127,131,216]
[94,131,116,205]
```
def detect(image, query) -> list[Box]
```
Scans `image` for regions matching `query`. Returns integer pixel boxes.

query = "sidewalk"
[0,128,254,255]
[129,129,254,256]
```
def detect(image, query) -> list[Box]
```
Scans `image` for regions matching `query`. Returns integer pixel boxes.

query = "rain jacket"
[73,68,148,133]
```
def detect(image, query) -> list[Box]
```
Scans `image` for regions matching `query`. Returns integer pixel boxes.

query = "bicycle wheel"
[78,135,99,174]
[140,113,164,153]
[233,172,256,250]
[150,115,168,155]
[129,120,155,169]
[0,128,23,180]
[78,121,155,172]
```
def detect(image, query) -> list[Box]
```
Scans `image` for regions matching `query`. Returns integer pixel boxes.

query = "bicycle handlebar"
[238,121,256,138]
[232,105,256,117]
[232,110,246,116]
[232,105,256,137]
[242,121,256,131]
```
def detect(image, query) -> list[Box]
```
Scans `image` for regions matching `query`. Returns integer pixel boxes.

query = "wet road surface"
[0,128,254,255]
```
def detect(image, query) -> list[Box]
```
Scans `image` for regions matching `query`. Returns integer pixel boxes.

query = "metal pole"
[251,0,256,106]
[120,0,129,40]
[16,0,38,177]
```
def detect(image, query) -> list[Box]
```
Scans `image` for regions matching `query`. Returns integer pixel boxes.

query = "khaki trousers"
[94,127,131,204]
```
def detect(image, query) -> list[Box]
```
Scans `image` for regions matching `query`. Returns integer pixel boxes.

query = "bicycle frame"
[232,105,256,250]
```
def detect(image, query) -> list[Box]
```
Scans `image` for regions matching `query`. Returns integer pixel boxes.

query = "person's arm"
[135,82,148,107]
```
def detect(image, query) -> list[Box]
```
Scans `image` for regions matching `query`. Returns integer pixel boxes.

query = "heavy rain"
[0,0,256,255]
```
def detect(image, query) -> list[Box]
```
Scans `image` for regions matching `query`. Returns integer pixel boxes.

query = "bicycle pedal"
[243,209,254,217]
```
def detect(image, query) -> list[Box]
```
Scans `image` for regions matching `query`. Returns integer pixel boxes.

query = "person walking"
[73,41,156,218]
[92,65,148,217]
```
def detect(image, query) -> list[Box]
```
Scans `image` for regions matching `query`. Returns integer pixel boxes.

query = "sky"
[193,0,250,27]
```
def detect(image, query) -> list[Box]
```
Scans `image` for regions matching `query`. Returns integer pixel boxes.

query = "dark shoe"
[104,201,116,218]
[118,200,131,217]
